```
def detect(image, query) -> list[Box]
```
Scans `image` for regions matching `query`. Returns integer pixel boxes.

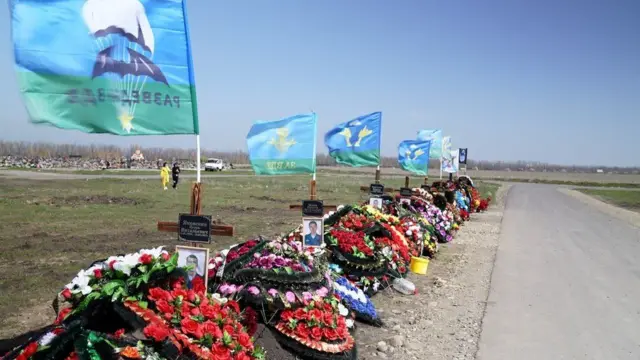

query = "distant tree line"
[0,140,636,173]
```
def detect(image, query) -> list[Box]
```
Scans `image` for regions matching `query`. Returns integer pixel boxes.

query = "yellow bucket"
[409,256,429,275]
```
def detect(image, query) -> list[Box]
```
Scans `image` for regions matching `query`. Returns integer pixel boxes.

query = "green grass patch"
[577,188,640,211]
[483,177,640,188]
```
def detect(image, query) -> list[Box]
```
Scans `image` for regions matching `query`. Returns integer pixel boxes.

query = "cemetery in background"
[0,140,637,174]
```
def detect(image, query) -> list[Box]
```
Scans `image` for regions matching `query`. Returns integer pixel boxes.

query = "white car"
[204,158,226,171]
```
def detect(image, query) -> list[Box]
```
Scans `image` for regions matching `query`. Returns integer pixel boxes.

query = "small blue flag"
[417,129,443,159]
[246,113,317,175]
[398,139,432,176]
[324,112,382,167]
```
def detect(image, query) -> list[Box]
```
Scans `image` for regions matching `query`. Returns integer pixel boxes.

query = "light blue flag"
[246,113,317,175]
[397,139,432,176]
[324,112,382,167]
[11,0,199,135]
[417,129,443,159]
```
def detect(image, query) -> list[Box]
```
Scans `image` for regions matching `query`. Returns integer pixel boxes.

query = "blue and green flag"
[417,129,443,159]
[246,113,317,175]
[11,0,199,135]
[398,139,432,176]
[324,112,382,167]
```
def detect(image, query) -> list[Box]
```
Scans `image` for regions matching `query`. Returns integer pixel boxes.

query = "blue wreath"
[333,276,378,319]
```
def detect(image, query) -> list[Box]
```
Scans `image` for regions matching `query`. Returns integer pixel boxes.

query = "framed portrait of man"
[176,246,209,293]
[399,198,411,206]
[302,218,324,248]
[369,197,383,209]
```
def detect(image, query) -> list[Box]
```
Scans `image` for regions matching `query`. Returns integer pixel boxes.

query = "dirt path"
[354,184,509,360]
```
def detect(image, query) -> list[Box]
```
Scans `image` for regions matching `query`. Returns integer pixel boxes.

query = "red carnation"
[181,318,204,339]
[322,312,334,326]
[211,343,231,360]
[93,268,103,279]
[323,327,339,341]
[17,341,39,360]
[200,304,217,319]
[295,323,310,339]
[114,328,125,338]
[225,300,240,314]
[155,300,174,315]
[172,288,188,299]
[310,327,323,341]
[192,277,206,294]
[223,324,236,337]
[203,321,223,339]
[61,288,72,300]
[236,332,253,351]
[54,308,71,325]
[161,252,170,261]
[139,253,153,265]
[148,288,173,302]
[307,309,322,322]
[293,308,307,320]
[235,352,252,360]
[143,323,170,342]
[280,310,293,322]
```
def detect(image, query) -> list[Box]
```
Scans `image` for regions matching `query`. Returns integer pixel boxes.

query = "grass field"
[577,189,640,211]
[0,174,498,336]
[4,166,640,187]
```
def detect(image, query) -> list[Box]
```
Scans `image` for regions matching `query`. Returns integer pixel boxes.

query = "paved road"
[477,184,640,359]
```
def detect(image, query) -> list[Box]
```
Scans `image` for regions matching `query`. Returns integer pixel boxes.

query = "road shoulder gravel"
[355,184,510,360]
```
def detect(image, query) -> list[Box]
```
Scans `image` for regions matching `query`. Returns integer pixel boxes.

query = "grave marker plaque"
[178,214,212,244]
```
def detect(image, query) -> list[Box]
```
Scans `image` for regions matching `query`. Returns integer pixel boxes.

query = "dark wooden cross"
[157,182,234,245]
[288,179,338,214]
[358,168,429,194]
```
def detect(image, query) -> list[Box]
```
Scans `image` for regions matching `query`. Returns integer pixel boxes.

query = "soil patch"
[28,195,140,207]
[249,195,290,203]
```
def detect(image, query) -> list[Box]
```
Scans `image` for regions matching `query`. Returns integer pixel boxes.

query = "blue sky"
[1,0,639,166]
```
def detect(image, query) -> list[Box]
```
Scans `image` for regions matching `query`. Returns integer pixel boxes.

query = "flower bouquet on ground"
[332,276,381,327]
[1,247,264,360]
[272,294,357,360]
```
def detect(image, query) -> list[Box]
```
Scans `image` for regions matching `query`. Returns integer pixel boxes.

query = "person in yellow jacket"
[160,162,171,190]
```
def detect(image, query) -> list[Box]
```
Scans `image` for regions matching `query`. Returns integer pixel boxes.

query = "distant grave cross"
[157,182,234,246]
[288,179,338,214]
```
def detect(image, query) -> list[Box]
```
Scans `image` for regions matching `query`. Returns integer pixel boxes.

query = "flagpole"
[196,134,201,183]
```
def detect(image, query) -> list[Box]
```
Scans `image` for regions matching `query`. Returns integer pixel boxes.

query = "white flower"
[338,303,349,316]
[211,293,228,304]
[70,270,92,295]
[346,319,355,328]
[139,246,164,258]
[337,205,344,211]
[39,331,57,346]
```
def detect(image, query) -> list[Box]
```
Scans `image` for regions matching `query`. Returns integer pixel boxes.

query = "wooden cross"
[288,179,338,214]
[157,183,235,244]
[359,168,428,194]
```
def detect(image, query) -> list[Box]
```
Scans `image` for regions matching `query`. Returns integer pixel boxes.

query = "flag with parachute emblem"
[417,129,443,159]
[397,139,432,176]
[10,0,199,135]
[324,112,382,167]
[246,113,317,175]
